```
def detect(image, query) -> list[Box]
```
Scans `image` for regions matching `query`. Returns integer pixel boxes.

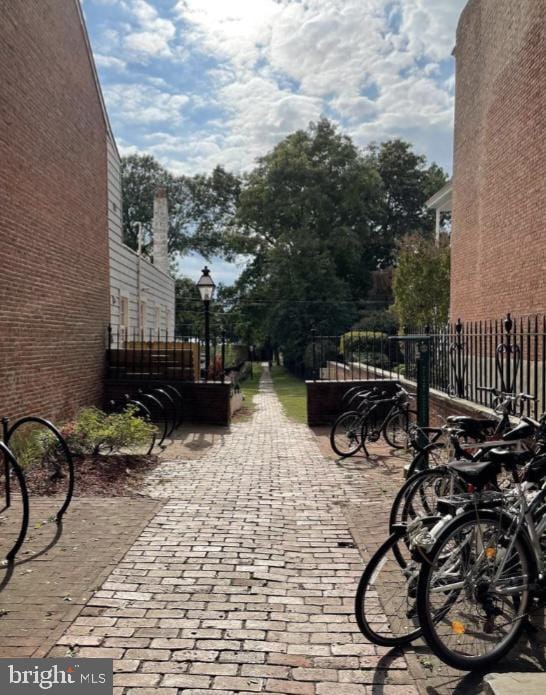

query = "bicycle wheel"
[389,468,444,532]
[402,468,464,525]
[406,442,449,478]
[417,510,530,671]
[384,409,418,449]
[330,410,362,457]
[355,528,423,647]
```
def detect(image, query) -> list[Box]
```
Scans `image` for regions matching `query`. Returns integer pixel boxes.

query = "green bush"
[72,406,157,455]
[9,427,58,470]
[339,331,388,357]
[10,407,158,469]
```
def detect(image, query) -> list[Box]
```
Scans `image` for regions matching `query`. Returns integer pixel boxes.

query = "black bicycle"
[360,387,417,454]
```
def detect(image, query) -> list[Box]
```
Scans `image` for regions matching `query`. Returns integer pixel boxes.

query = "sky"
[82,0,467,284]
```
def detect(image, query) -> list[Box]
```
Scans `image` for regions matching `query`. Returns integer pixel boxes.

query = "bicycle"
[359,386,418,454]
[406,389,536,479]
[329,387,381,457]
[415,440,546,670]
[355,415,546,652]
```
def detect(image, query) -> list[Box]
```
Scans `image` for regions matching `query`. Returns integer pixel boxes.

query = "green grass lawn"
[270,365,307,424]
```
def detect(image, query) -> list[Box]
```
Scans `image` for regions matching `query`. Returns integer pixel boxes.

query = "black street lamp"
[196,266,216,378]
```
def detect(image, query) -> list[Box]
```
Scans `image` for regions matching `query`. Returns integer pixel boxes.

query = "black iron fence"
[311,313,546,418]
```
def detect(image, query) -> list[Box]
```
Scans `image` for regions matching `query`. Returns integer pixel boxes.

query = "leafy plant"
[339,330,388,356]
[392,233,450,329]
[11,407,158,470]
[72,406,157,456]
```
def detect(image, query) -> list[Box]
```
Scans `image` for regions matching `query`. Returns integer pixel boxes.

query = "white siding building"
[107,135,175,335]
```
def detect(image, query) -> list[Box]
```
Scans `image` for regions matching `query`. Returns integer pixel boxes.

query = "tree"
[121,154,194,257]
[121,155,241,261]
[391,233,450,328]
[175,277,202,336]
[225,119,384,368]
[367,140,448,263]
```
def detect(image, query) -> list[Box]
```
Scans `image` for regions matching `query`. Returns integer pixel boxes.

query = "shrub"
[10,407,158,470]
[339,331,389,357]
[72,406,157,456]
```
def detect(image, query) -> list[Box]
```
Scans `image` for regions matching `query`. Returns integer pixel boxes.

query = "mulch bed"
[22,453,160,497]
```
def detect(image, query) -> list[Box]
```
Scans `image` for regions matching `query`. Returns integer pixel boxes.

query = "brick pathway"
[0,497,161,658]
[52,367,417,694]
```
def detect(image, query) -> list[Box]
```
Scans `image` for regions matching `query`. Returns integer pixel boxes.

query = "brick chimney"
[152,187,169,274]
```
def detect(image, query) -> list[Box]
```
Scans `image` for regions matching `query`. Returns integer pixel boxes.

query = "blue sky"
[82,0,467,284]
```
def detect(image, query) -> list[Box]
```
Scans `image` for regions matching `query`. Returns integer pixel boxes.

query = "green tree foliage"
[121,122,447,370]
[121,155,241,261]
[121,154,191,255]
[175,276,202,335]
[367,140,447,262]
[391,233,450,329]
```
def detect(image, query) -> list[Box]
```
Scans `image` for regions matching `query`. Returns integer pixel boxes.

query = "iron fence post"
[505,313,512,394]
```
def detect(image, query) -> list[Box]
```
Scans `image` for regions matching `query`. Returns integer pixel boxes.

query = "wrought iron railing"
[106,325,242,383]
[310,313,546,418]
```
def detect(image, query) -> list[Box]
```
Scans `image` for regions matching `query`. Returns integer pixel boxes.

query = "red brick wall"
[0,0,109,422]
[450,0,546,321]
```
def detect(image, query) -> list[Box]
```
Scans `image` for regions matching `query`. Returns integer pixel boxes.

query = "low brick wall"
[307,377,502,428]
[429,390,497,426]
[105,380,232,426]
[306,380,400,426]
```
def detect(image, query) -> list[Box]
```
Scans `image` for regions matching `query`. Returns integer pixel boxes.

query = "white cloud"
[104,84,190,125]
[166,0,467,173]
[93,0,468,176]
[122,0,177,59]
[94,53,126,71]
[398,0,464,62]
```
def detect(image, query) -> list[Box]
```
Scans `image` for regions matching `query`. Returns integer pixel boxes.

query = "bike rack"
[124,399,157,455]
[161,384,184,428]
[0,441,30,564]
[151,388,177,437]
[3,416,75,523]
[136,391,168,447]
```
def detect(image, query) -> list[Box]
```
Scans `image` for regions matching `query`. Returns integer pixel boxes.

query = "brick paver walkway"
[52,367,417,694]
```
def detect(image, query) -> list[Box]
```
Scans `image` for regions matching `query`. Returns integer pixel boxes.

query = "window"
[120,296,129,329]
[155,306,161,333]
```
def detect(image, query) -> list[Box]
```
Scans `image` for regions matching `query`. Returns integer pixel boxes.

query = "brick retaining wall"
[105,380,232,426]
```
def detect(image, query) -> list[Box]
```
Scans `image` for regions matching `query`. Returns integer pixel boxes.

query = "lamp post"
[196,266,216,379]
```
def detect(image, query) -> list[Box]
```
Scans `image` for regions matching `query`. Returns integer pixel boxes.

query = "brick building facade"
[0,0,110,421]
[450,0,545,321]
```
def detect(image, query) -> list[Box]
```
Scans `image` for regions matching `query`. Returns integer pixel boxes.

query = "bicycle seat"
[502,420,536,441]
[486,448,533,466]
[447,459,501,487]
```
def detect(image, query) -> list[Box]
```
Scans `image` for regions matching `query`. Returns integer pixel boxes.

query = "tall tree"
[391,233,450,328]
[367,140,448,263]
[226,118,382,367]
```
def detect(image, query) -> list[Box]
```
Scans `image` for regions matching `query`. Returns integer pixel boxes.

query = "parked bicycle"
[354,410,546,670]
[330,385,417,458]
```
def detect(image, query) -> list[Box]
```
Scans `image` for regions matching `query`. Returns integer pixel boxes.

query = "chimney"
[152,187,169,274]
